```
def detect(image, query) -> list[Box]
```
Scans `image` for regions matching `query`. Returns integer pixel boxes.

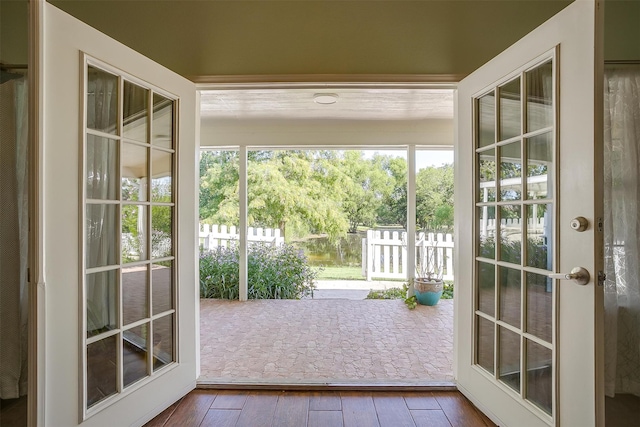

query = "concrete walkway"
[312,279,404,300]
[199,298,453,385]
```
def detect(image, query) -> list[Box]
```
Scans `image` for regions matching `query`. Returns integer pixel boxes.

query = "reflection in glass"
[478,149,496,202]
[526,132,553,199]
[86,204,117,268]
[526,61,553,133]
[527,204,552,270]
[153,94,174,149]
[87,66,118,134]
[153,314,174,371]
[152,262,173,314]
[478,92,495,148]
[499,77,521,141]
[86,135,118,200]
[526,272,553,343]
[86,270,117,338]
[526,339,553,415]
[500,205,522,265]
[477,316,495,374]
[122,265,148,325]
[477,262,495,316]
[478,206,496,259]
[122,143,148,201]
[500,266,521,328]
[87,335,117,408]
[151,149,172,202]
[123,81,148,142]
[499,326,521,392]
[152,206,172,259]
[123,323,148,387]
[122,205,147,263]
[500,142,522,201]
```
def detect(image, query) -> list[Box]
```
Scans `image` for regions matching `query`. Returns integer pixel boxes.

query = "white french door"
[41,3,198,426]
[455,1,603,426]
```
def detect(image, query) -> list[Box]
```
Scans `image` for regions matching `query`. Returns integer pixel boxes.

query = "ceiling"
[200,87,454,121]
[48,0,573,79]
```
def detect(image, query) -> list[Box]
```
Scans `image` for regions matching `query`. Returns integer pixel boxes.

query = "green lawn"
[313,266,365,280]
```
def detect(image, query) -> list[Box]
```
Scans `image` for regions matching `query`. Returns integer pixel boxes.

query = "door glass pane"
[87,66,118,134]
[500,205,522,264]
[151,149,172,202]
[526,340,553,415]
[153,94,174,149]
[499,266,521,328]
[526,61,553,132]
[478,149,496,202]
[152,206,172,259]
[526,272,553,343]
[86,135,118,200]
[86,270,117,337]
[123,323,148,387]
[477,316,495,374]
[123,81,148,142]
[526,132,553,199]
[86,204,117,268]
[499,77,521,140]
[478,92,496,148]
[122,205,148,263]
[478,261,495,316]
[153,314,174,371]
[499,326,521,392]
[152,261,173,314]
[527,204,552,270]
[122,143,148,202]
[87,335,117,407]
[500,142,522,201]
[478,206,496,259]
[122,265,148,325]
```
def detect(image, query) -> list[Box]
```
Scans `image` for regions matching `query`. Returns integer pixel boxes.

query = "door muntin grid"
[473,57,556,419]
[83,60,177,415]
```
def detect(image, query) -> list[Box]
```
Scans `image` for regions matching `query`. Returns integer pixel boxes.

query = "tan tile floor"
[199,298,453,384]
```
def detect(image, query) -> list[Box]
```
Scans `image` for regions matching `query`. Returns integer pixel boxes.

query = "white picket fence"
[481,217,545,236]
[362,230,455,281]
[199,224,284,250]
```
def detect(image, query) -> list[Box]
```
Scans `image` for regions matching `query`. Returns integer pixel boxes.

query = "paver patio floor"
[199,298,453,384]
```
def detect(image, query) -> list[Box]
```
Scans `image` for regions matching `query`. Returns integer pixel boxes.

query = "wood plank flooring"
[145,390,497,427]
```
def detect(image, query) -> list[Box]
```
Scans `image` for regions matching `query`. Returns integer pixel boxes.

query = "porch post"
[407,145,416,296]
[239,146,248,301]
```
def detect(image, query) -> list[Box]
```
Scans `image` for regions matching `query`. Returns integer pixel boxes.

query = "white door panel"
[42,3,198,425]
[455,1,603,426]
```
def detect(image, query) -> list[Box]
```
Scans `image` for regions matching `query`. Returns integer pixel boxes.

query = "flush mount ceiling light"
[313,93,339,105]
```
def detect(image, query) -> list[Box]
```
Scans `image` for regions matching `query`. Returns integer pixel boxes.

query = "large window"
[82,61,177,413]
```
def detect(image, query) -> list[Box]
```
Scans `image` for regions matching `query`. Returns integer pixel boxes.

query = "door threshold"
[197,379,457,392]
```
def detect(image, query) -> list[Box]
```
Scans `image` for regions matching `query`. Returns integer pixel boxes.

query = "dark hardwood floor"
[0,396,27,427]
[605,394,640,427]
[145,389,497,427]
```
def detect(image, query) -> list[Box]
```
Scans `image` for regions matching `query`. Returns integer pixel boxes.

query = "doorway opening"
[197,86,455,385]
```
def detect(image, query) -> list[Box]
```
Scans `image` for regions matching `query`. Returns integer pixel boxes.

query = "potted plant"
[412,237,444,306]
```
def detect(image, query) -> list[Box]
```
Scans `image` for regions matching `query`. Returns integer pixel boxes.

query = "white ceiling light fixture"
[313,93,339,105]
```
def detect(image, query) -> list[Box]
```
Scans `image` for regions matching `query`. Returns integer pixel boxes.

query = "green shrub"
[442,281,454,299]
[200,243,317,299]
[366,285,408,300]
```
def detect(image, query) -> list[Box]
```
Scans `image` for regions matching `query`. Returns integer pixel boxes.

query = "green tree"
[416,164,454,232]
[341,151,393,233]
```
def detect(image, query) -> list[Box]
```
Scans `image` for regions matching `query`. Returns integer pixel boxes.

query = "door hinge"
[597,271,606,287]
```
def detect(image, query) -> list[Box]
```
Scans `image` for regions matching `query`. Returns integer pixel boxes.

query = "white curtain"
[604,67,640,398]
[85,73,119,333]
[0,75,29,399]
